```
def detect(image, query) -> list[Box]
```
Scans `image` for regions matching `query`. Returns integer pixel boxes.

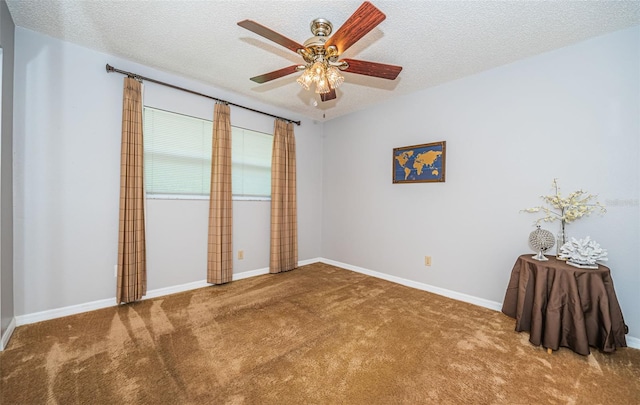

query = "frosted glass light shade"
[315,76,330,94]
[326,66,344,89]
[296,69,313,90]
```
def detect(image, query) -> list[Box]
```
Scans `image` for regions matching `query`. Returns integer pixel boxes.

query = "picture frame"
[393,141,446,183]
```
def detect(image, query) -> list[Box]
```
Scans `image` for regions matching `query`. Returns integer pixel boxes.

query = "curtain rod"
[105,64,301,126]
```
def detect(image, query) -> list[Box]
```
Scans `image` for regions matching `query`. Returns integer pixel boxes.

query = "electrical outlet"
[238,250,244,260]
[424,256,432,266]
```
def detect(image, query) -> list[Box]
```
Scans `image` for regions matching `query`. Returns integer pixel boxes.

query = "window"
[143,107,273,199]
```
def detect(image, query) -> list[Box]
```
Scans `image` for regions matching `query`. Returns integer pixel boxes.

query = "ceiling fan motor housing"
[303,19,332,49]
[300,19,343,64]
[302,36,328,49]
[310,18,332,37]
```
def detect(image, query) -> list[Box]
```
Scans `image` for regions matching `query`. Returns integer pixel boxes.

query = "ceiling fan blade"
[238,20,303,53]
[341,59,402,80]
[320,88,337,102]
[250,65,300,84]
[325,1,386,54]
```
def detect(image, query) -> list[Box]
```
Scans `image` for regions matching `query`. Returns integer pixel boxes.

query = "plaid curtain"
[116,77,147,304]
[270,120,298,273]
[207,102,233,284]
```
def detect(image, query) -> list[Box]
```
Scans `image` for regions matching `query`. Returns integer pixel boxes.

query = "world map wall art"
[393,141,446,183]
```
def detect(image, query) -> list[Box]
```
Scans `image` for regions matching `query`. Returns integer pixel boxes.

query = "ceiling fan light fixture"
[296,68,314,90]
[326,66,344,89]
[311,61,325,77]
[315,75,330,94]
[296,60,343,95]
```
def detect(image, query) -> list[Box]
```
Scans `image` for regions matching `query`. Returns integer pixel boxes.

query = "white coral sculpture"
[559,236,608,266]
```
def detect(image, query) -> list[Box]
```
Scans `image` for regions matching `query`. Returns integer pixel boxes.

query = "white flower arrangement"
[522,179,606,237]
[560,236,608,268]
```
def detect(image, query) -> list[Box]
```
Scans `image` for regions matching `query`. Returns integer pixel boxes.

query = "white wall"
[0,0,15,347]
[13,28,323,316]
[322,26,640,339]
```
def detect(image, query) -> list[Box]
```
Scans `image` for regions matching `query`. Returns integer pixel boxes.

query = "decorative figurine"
[529,225,555,261]
[560,236,608,269]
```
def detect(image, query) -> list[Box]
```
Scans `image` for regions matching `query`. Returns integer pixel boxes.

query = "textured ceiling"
[7,0,640,121]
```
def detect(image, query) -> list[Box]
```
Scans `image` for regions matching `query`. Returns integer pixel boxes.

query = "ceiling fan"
[237,1,402,102]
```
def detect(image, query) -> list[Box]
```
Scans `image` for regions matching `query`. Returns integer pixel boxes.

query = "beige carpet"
[1,262,639,404]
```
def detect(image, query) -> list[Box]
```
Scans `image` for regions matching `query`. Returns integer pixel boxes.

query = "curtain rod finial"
[106,64,114,73]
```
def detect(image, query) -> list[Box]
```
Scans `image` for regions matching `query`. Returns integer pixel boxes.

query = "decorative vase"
[556,220,567,259]
[556,232,565,258]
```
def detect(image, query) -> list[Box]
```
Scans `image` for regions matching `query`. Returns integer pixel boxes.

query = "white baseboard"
[320,258,503,312]
[298,257,322,267]
[626,336,640,350]
[14,259,321,327]
[0,317,16,351]
[143,279,210,300]
[15,297,116,326]
[234,267,269,280]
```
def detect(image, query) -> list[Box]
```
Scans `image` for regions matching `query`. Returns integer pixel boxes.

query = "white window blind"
[143,107,272,198]
[232,127,273,197]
